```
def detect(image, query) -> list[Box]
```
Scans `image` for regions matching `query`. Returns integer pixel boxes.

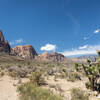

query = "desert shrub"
[8,66,27,78]
[61,68,68,77]
[47,69,55,75]
[54,74,58,81]
[75,63,79,71]
[71,88,89,100]
[67,72,81,82]
[56,72,67,79]
[17,82,63,100]
[0,65,5,70]
[8,66,36,78]
[30,71,45,86]
[0,71,5,77]
[47,64,55,67]
[85,82,91,89]
[9,71,18,78]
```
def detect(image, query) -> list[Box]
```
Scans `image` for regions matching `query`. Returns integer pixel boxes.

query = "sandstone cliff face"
[12,45,37,59]
[37,52,67,62]
[0,31,10,53]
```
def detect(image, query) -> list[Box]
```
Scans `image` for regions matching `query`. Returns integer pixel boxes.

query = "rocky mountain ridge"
[37,52,67,62]
[0,30,10,53]
[77,55,97,62]
[0,30,91,63]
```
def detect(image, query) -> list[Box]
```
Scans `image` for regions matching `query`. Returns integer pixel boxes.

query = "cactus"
[75,52,100,92]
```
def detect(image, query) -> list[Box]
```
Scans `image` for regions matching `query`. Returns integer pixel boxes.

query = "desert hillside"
[0,31,100,100]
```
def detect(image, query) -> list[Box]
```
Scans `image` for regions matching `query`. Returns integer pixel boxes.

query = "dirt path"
[0,76,19,100]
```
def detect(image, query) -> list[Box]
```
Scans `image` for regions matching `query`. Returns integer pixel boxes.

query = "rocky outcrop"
[0,30,10,53]
[37,52,67,62]
[12,45,37,59]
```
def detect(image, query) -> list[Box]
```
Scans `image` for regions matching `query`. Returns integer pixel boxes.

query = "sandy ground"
[0,75,99,100]
[0,75,29,100]
[0,75,19,100]
[43,76,99,100]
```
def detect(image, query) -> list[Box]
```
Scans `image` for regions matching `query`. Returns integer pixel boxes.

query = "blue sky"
[1,0,100,57]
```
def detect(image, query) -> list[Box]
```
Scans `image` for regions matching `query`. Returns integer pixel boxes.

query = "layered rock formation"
[12,45,37,59]
[0,30,10,53]
[37,52,67,62]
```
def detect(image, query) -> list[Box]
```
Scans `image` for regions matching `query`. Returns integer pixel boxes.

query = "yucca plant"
[75,51,100,92]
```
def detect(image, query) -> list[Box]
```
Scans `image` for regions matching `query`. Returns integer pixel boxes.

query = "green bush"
[71,88,89,100]
[30,71,45,86]
[17,82,63,100]
[85,82,91,89]
[67,72,81,82]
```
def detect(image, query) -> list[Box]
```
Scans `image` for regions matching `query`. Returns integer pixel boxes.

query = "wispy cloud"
[65,13,80,34]
[63,0,80,35]
[84,35,93,40]
[10,38,24,46]
[40,44,56,51]
[60,44,100,57]
[84,29,100,40]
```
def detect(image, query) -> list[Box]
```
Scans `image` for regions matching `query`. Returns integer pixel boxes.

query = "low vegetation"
[30,71,45,86]
[71,88,89,100]
[17,82,63,100]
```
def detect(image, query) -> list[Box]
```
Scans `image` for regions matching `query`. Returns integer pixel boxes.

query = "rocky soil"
[43,76,100,100]
[0,75,100,100]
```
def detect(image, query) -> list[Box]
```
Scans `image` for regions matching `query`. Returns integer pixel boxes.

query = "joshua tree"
[75,51,100,92]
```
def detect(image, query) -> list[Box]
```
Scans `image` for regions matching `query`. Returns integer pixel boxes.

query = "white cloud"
[60,44,100,57]
[79,45,88,49]
[94,29,100,34]
[40,44,56,51]
[10,38,24,46]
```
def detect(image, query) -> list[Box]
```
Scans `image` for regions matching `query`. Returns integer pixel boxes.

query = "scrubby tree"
[75,51,100,92]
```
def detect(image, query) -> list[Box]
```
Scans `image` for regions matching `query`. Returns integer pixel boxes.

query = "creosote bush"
[67,71,81,82]
[71,88,89,100]
[30,71,45,86]
[17,82,63,100]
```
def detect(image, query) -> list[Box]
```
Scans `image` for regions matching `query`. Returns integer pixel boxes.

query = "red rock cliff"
[12,45,37,59]
[37,52,67,62]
